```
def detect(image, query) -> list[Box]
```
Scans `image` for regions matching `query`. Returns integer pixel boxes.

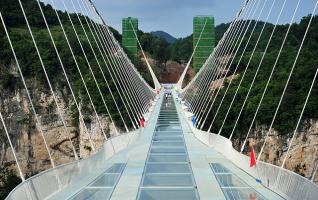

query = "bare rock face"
[79,113,115,158]
[237,119,318,184]
[158,61,196,84]
[0,86,111,181]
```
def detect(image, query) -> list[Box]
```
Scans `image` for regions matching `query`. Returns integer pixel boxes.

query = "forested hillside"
[136,17,318,139]
[0,0,132,128]
[203,17,318,139]
[151,31,177,44]
[1,0,317,145]
[1,0,318,196]
[0,0,132,197]
[137,23,228,65]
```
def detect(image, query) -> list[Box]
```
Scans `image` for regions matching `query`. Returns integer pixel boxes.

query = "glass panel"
[148,154,188,163]
[157,124,181,128]
[157,121,180,124]
[71,188,112,200]
[143,174,194,186]
[156,127,182,131]
[210,163,268,200]
[222,188,267,200]
[146,163,191,173]
[137,100,199,200]
[104,163,125,173]
[215,174,247,187]
[89,174,120,187]
[154,132,182,136]
[152,141,185,147]
[158,119,179,121]
[158,117,178,119]
[153,136,183,141]
[157,122,180,125]
[211,163,231,173]
[150,148,186,154]
[138,189,198,200]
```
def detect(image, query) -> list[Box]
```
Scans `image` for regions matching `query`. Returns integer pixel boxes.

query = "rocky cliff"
[235,119,318,184]
[0,75,113,181]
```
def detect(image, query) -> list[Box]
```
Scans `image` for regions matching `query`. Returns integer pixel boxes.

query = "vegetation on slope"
[201,17,318,141]
[0,0,134,197]
[0,0,135,131]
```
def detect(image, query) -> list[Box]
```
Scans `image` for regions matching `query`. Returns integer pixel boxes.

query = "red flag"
[140,117,145,128]
[250,146,256,167]
[249,193,256,200]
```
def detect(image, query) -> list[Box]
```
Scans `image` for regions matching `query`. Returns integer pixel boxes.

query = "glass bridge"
[8,93,285,200]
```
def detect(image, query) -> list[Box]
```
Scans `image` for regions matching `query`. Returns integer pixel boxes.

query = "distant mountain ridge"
[151,31,177,44]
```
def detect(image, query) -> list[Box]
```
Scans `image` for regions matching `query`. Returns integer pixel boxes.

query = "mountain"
[0,1,134,197]
[151,31,177,44]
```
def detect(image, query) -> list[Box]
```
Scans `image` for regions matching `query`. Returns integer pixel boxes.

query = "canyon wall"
[0,84,113,180]
[234,119,318,184]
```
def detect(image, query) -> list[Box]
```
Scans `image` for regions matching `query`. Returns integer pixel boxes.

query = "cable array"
[181,0,318,174]
[0,0,155,184]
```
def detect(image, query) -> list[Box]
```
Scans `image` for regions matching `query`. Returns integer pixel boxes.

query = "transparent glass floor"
[151,141,185,147]
[70,163,126,200]
[148,154,188,163]
[70,188,112,200]
[138,188,199,200]
[210,163,267,200]
[137,96,199,200]
[142,174,195,186]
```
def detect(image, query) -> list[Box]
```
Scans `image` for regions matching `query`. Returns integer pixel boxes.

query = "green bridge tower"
[122,17,138,65]
[193,16,215,72]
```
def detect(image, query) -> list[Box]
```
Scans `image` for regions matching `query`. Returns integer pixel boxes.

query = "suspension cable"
[0,110,25,181]
[213,0,274,137]
[185,1,255,114]
[0,11,56,168]
[70,0,130,132]
[35,0,96,157]
[281,66,318,168]
[66,0,119,136]
[79,0,138,129]
[59,0,115,141]
[183,0,253,101]
[194,1,258,125]
[17,0,80,161]
[238,0,300,153]
[188,0,256,112]
[206,0,263,133]
[99,23,150,118]
[225,0,277,139]
[176,18,208,90]
[129,20,160,90]
[256,0,317,158]
[50,0,119,152]
[196,0,260,131]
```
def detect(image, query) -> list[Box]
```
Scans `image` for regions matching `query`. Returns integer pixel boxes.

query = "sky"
[45,0,318,38]
[94,0,243,38]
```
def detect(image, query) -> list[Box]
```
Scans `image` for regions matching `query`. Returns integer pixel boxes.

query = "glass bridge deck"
[137,97,199,200]
[48,93,284,200]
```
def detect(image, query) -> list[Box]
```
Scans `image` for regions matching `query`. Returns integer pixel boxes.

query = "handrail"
[6,96,159,200]
[181,108,318,200]
[5,130,138,200]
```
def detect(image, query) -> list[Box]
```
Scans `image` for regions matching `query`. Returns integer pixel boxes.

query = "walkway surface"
[49,93,284,200]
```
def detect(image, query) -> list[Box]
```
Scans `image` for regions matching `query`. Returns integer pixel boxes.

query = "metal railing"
[6,131,138,200]
[183,109,318,200]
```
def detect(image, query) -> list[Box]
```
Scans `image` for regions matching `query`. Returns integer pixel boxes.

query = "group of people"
[165,92,172,100]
